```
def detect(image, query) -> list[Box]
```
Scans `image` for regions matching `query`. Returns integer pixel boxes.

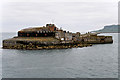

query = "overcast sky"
[0,0,118,33]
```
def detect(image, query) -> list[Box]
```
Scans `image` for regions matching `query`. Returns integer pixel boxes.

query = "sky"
[0,0,119,33]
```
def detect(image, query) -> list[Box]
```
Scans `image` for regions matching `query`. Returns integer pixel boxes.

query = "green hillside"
[92,25,120,33]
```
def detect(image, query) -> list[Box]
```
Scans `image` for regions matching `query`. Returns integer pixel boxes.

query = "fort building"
[2,24,113,50]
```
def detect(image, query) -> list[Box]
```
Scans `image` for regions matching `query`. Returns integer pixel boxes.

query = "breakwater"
[3,37,92,50]
[2,35,112,50]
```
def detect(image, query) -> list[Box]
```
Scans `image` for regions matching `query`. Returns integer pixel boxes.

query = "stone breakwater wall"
[3,43,92,50]
[2,36,113,50]
[82,36,113,44]
[2,37,92,50]
[3,40,92,50]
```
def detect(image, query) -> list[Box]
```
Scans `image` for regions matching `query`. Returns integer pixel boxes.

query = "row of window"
[18,33,55,37]
[4,41,16,44]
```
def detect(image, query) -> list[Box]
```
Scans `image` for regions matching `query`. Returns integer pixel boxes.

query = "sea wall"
[82,36,113,44]
[3,39,92,50]
[2,35,113,50]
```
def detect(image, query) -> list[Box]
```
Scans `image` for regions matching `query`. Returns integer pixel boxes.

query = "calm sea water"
[0,33,118,78]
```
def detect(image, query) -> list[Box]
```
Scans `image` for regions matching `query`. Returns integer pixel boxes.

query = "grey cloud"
[2,2,117,32]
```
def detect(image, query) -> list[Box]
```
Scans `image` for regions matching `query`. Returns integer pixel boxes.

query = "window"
[61,38,64,40]
[36,34,38,37]
[27,34,29,36]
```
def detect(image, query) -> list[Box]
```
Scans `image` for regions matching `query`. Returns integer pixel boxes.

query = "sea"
[0,32,118,78]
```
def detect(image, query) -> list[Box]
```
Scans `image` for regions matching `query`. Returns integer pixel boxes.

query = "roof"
[19,26,50,32]
[3,37,60,43]
[18,24,58,32]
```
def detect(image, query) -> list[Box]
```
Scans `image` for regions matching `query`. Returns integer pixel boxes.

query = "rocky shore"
[3,41,92,50]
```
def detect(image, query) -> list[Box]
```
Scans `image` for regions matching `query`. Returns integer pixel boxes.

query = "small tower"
[46,24,57,31]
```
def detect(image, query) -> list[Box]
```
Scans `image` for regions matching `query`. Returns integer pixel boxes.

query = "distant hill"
[92,25,120,33]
